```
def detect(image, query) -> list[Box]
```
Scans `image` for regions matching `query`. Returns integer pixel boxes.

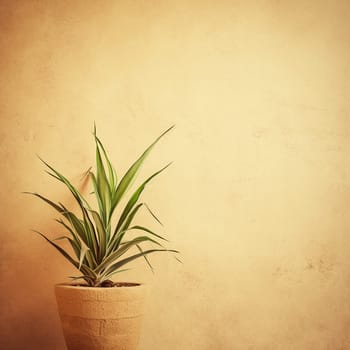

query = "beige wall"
[1,0,350,349]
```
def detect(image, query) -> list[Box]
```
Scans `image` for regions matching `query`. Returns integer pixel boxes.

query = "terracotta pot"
[55,283,147,350]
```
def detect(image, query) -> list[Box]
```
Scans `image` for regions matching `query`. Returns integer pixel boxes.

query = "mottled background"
[1,0,350,349]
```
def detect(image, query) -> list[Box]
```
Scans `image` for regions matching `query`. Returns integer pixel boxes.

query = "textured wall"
[1,0,350,349]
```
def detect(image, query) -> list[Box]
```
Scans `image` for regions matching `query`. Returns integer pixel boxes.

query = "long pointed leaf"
[59,206,97,268]
[38,156,91,210]
[32,230,79,269]
[128,225,168,242]
[105,249,179,276]
[89,172,105,221]
[23,192,63,214]
[93,127,117,191]
[95,236,162,274]
[144,203,163,226]
[55,219,82,247]
[110,125,174,214]
[108,225,167,255]
[94,139,111,225]
[114,163,171,236]
[89,209,107,262]
[136,244,154,273]
[53,235,81,260]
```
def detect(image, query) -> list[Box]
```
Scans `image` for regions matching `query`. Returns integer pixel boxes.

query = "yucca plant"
[26,126,177,287]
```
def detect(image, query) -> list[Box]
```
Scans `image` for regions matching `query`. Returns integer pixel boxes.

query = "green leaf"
[89,209,107,262]
[59,207,98,268]
[25,193,95,265]
[118,203,143,233]
[105,249,179,276]
[37,158,100,262]
[95,236,162,274]
[144,203,163,226]
[32,230,79,269]
[114,162,171,236]
[108,225,167,255]
[110,125,174,215]
[23,192,63,214]
[128,225,168,242]
[89,172,105,221]
[52,234,91,269]
[38,156,91,210]
[52,235,81,260]
[55,219,82,247]
[136,244,154,273]
[94,138,111,225]
[78,244,90,270]
[60,206,88,244]
[81,209,99,262]
[93,127,117,191]
[23,194,85,258]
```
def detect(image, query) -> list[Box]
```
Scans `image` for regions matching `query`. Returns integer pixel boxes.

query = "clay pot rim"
[55,282,145,291]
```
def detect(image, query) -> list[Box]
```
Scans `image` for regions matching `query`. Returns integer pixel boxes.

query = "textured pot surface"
[55,283,147,350]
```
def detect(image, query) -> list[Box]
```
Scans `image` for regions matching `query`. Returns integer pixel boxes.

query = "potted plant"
[26,125,178,350]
